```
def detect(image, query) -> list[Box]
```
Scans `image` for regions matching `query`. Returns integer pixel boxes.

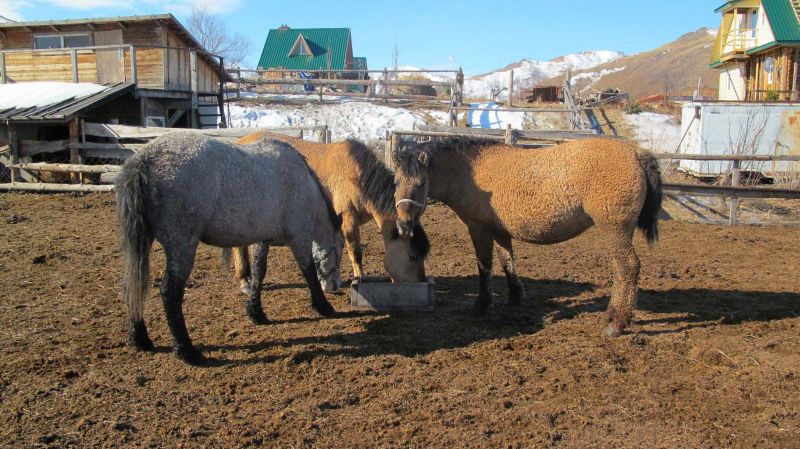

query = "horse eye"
[409,255,419,261]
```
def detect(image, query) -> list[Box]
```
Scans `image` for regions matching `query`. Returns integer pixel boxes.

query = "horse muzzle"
[320,278,341,293]
[396,219,415,238]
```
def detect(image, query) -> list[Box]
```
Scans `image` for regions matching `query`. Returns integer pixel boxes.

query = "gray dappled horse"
[117,133,344,365]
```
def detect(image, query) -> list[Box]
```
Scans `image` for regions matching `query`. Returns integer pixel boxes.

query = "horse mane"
[397,137,498,176]
[345,139,396,215]
[299,152,343,232]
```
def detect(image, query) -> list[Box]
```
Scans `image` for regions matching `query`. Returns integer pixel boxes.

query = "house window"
[751,10,757,37]
[296,43,308,56]
[34,34,92,49]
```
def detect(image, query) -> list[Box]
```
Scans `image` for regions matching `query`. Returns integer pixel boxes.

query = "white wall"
[718,62,747,101]
[679,102,800,175]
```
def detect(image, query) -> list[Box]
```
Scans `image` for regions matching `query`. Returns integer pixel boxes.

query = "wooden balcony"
[720,28,757,61]
[0,44,221,94]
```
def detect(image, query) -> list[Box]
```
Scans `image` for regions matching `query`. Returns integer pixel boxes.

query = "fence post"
[386,132,400,170]
[217,56,228,129]
[325,128,332,144]
[729,160,741,226]
[0,52,7,84]
[190,50,199,128]
[508,70,514,107]
[504,124,518,146]
[383,67,389,103]
[315,126,325,143]
[68,119,81,183]
[129,46,137,85]
[70,49,79,83]
[456,68,464,107]
[8,124,19,183]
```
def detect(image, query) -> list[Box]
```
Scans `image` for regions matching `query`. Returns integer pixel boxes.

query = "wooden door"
[94,30,124,84]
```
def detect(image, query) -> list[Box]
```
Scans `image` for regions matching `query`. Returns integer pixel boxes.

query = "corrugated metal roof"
[762,0,800,42]
[257,28,351,70]
[0,81,134,122]
[352,57,367,70]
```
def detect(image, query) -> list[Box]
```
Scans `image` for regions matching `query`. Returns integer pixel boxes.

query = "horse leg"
[602,228,640,338]
[245,242,270,325]
[342,213,364,279]
[161,242,204,364]
[289,240,336,317]
[467,223,494,315]
[494,235,526,306]
[232,246,253,296]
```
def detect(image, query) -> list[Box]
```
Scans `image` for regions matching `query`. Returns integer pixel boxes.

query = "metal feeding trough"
[349,277,436,312]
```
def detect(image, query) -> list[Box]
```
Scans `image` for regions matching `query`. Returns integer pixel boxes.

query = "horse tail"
[635,150,663,244]
[116,154,153,329]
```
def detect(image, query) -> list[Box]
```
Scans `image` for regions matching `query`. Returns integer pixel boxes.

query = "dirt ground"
[1,193,799,449]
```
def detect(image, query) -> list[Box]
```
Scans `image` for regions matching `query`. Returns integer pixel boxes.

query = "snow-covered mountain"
[385,51,624,100]
[464,50,623,100]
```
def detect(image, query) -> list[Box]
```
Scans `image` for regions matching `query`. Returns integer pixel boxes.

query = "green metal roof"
[352,57,367,70]
[762,0,800,42]
[709,0,800,66]
[257,28,351,70]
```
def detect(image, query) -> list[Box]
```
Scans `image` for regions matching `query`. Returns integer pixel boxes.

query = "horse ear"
[391,149,403,167]
[417,150,430,167]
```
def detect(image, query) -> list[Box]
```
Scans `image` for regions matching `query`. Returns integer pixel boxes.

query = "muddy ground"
[1,193,799,448]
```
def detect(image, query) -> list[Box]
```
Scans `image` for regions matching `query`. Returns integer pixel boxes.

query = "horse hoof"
[247,311,270,325]
[313,300,336,317]
[603,323,623,338]
[175,345,207,366]
[128,321,155,351]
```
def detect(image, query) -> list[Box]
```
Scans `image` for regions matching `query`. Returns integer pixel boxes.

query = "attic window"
[34,33,92,49]
[288,34,312,57]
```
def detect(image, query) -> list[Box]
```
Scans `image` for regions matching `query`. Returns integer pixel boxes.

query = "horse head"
[313,213,344,292]
[392,147,431,238]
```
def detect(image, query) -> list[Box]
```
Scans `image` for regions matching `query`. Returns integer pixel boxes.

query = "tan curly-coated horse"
[392,137,662,337]
[231,132,429,293]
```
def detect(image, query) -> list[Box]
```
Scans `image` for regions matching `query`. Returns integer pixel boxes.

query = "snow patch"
[228,102,449,146]
[465,102,525,129]
[624,112,682,153]
[0,82,107,109]
[573,67,626,91]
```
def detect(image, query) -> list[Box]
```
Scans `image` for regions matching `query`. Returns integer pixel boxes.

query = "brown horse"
[231,132,429,293]
[392,137,662,337]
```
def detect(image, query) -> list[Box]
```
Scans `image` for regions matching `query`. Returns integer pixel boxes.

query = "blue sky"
[1,1,720,74]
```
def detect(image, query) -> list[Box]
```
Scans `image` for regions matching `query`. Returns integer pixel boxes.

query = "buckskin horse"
[230,132,430,295]
[391,137,662,337]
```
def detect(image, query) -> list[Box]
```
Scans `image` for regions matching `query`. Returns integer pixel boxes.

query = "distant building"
[710,0,800,101]
[257,26,366,75]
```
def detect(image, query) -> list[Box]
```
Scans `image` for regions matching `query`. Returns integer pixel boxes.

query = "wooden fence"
[0,122,331,193]
[385,126,800,226]
[227,68,462,103]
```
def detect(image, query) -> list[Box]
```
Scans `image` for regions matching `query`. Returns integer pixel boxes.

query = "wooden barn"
[0,13,231,185]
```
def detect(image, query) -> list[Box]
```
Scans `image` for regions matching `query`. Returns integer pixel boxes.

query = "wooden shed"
[0,14,230,128]
[0,14,231,185]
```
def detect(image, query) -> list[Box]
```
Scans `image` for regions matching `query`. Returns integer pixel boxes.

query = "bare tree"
[186,7,252,68]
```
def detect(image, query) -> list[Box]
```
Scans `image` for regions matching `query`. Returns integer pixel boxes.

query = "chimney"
[278,24,290,30]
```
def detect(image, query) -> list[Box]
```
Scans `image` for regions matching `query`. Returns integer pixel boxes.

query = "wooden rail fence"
[0,122,331,193]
